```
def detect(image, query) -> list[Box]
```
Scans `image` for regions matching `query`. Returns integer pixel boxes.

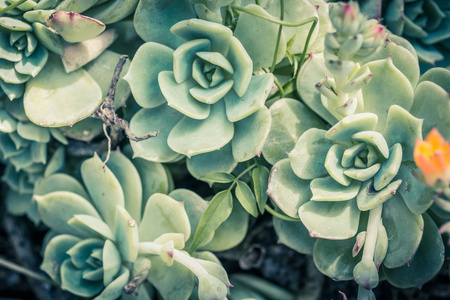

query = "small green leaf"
[102,240,121,286]
[190,190,233,252]
[68,215,115,241]
[186,143,237,179]
[235,180,258,217]
[60,260,104,297]
[252,165,269,214]
[199,171,235,184]
[95,266,129,300]
[66,238,104,269]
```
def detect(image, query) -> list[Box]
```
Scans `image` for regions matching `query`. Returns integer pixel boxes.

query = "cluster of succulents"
[0,1,449,300]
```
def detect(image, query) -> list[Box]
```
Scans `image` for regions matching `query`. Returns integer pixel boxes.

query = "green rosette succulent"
[355,0,450,65]
[37,150,239,300]
[125,18,274,165]
[0,0,108,96]
[266,2,448,297]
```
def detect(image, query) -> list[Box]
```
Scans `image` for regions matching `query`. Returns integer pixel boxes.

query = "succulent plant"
[125,18,274,165]
[37,150,235,299]
[267,2,449,297]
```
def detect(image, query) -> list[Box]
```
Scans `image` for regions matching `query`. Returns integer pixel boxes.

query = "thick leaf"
[358,57,414,130]
[169,189,211,250]
[299,199,360,239]
[16,122,50,143]
[382,194,424,268]
[130,105,184,163]
[383,213,444,289]
[131,157,172,204]
[46,11,105,43]
[267,159,311,218]
[114,206,139,262]
[200,198,248,252]
[32,22,65,55]
[273,215,315,255]
[102,240,121,286]
[224,73,273,122]
[235,180,258,217]
[325,113,378,145]
[310,176,361,201]
[41,234,81,284]
[81,0,139,24]
[123,42,174,108]
[14,45,48,77]
[186,143,237,179]
[168,101,234,157]
[61,29,118,73]
[134,0,196,47]
[24,57,102,127]
[382,105,422,161]
[289,128,331,180]
[68,215,115,241]
[35,191,101,235]
[66,238,104,269]
[146,256,195,300]
[60,260,104,297]
[232,107,271,162]
[313,237,360,281]
[0,110,16,134]
[81,153,125,227]
[139,193,191,242]
[95,266,130,300]
[410,79,450,139]
[105,151,142,223]
[44,147,65,176]
[190,190,233,252]
[262,98,327,164]
[58,118,104,142]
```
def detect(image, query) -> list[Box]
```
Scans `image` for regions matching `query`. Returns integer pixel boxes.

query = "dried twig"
[93,55,158,168]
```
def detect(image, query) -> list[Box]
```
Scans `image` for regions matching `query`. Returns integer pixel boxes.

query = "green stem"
[270,0,284,72]
[228,163,258,190]
[273,76,284,98]
[0,0,27,15]
[0,256,56,286]
[361,204,382,262]
[298,19,318,67]
[357,285,370,300]
[264,204,301,222]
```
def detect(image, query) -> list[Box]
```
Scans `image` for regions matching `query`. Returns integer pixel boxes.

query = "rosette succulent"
[355,0,450,65]
[266,2,449,297]
[0,0,108,96]
[125,18,274,165]
[37,150,234,299]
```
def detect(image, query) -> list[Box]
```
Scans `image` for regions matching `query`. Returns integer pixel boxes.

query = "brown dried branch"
[93,55,158,168]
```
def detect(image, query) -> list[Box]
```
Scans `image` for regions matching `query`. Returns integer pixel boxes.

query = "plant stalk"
[0,257,56,286]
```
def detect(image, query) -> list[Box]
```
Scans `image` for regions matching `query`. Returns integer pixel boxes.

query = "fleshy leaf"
[16,122,50,143]
[34,173,89,199]
[310,176,361,201]
[41,234,81,284]
[252,165,269,214]
[273,214,315,255]
[123,42,174,108]
[267,159,311,218]
[81,153,125,227]
[224,73,273,122]
[232,107,271,162]
[14,45,48,77]
[289,128,332,180]
[262,98,327,165]
[95,266,129,300]
[114,205,139,262]
[382,194,424,268]
[68,215,115,241]
[60,260,104,297]
[35,191,101,235]
[356,180,402,211]
[139,193,191,242]
[299,199,360,239]
[102,240,121,286]
[382,105,422,161]
[383,213,444,288]
[325,113,378,145]
[66,238,104,269]
[32,22,65,55]
[24,57,102,127]
[186,143,237,179]
[167,101,234,157]
[105,151,142,223]
[46,11,105,43]
[130,105,184,163]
